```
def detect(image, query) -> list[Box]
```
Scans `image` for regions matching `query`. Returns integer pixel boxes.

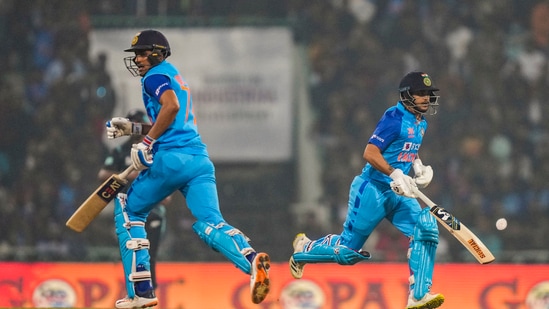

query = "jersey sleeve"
[368,109,402,152]
[143,74,173,101]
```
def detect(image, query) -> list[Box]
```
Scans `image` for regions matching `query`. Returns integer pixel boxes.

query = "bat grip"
[411,186,437,208]
[118,165,135,181]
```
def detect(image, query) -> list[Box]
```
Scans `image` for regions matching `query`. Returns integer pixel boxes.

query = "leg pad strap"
[193,221,253,274]
[115,194,152,298]
[126,238,150,250]
[293,243,370,265]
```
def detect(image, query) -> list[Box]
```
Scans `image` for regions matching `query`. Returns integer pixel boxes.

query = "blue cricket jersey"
[361,101,427,184]
[141,61,208,155]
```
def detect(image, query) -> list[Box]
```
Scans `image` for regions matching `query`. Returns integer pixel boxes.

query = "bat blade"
[429,205,495,264]
[413,187,496,264]
[66,173,129,232]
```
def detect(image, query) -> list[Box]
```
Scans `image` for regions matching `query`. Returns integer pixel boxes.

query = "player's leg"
[113,157,175,308]
[114,193,157,309]
[145,205,166,290]
[392,199,444,309]
[290,233,371,276]
[290,177,382,278]
[184,155,270,304]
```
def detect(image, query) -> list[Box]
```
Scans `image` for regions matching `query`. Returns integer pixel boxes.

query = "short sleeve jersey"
[141,61,207,155]
[361,101,428,184]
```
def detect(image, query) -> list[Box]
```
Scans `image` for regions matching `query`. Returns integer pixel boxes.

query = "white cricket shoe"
[115,294,158,309]
[406,291,445,309]
[250,252,271,304]
[289,233,311,279]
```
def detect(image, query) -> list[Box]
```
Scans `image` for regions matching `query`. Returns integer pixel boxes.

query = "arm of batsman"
[412,159,433,189]
[105,117,143,139]
[130,135,156,171]
[389,169,418,198]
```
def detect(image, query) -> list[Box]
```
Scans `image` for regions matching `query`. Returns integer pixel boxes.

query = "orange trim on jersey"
[174,75,195,124]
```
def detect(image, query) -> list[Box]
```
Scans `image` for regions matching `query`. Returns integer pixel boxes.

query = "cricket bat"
[412,187,496,264]
[66,165,134,232]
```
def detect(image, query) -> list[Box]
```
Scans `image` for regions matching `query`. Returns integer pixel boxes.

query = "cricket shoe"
[289,233,311,279]
[406,292,445,309]
[250,252,271,304]
[115,293,158,309]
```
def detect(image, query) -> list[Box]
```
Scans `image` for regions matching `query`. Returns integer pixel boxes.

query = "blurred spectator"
[1,0,549,263]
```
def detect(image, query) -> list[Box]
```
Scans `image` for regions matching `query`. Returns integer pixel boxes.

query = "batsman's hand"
[106,117,143,139]
[390,168,418,198]
[131,135,155,171]
[412,159,433,189]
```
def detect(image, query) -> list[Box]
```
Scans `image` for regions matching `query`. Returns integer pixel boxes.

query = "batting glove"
[131,135,155,171]
[105,117,143,139]
[412,159,433,189]
[389,168,418,198]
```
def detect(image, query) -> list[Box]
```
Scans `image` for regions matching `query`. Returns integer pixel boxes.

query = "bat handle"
[412,186,437,208]
[118,165,135,181]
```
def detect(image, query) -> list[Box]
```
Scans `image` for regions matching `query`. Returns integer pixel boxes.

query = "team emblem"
[423,75,432,87]
[131,33,141,46]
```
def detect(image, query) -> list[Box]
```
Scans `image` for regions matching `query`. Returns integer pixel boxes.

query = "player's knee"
[413,208,439,243]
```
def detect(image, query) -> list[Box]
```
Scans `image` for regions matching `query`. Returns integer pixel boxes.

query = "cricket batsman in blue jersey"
[105,30,270,308]
[289,72,444,309]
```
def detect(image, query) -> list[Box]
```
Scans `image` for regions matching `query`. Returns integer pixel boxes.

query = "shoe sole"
[140,300,158,309]
[289,255,304,279]
[251,253,271,304]
[115,298,158,309]
[290,233,308,279]
[406,294,445,309]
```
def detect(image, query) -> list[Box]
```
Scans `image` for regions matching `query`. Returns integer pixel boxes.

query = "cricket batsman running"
[106,29,271,308]
[289,72,444,309]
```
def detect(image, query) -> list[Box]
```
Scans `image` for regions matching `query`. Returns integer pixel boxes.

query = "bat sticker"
[97,177,125,202]
[430,206,461,230]
[467,238,487,259]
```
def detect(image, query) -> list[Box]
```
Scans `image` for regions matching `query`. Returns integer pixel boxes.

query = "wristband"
[132,123,143,135]
[142,135,156,147]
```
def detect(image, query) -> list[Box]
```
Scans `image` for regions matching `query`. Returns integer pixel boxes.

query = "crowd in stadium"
[1,0,548,263]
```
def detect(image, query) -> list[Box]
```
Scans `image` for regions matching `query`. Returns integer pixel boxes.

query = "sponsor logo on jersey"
[398,142,420,162]
[407,127,415,138]
[402,142,420,151]
[371,134,384,143]
[155,82,169,96]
